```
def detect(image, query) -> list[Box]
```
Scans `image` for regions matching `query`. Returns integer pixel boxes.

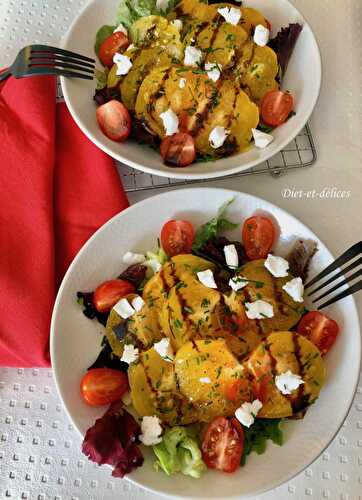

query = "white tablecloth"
[0,0,361,499]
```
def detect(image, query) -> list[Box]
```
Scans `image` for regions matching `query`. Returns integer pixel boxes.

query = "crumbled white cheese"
[153,338,174,362]
[171,19,183,31]
[113,23,128,36]
[252,128,274,148]
[113,298,135,319]
[264,254,289,277]
[147,259,162,274]
[282,277,304,303]
[205,62,222,82]
[120,344,139,364]
[209,126,228,149]
[122,251,146,265]
[217,7,241,26]
[160,108,179,136]
[253,24,270,47]
[229,275,249,292]
[224,244,239,269]
[245,300,274,319]
[184,45,202,67]
[197,269,218,289]
[156,0,169,12]
[235,399,263,428]
[199,377,211,384]
[113,53,132,76]
[127,43,135,51]
[121,391,132,406]
[179,78,186,88]
[275,370,304,395]
[131,296,145,312]
[139,416,163,446]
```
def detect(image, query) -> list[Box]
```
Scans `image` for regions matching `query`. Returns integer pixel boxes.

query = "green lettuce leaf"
[95,68,109,89]
[115,0,156,29]
[192,198,239,253]
[95,25,117,54]
[241,418,283,466]
[153,426,206,478]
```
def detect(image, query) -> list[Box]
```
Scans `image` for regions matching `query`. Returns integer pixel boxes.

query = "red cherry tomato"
[96,100,131,142]
[98,32,129,67]
[224,378,250,402]
[242,215,276,260]
[160,132,196,167]
[261,90,294,127]
[93,279,135,313]
[297,311,339,355]
[80,368,129,406]
[161,220,195,257]
[202,417,244,473]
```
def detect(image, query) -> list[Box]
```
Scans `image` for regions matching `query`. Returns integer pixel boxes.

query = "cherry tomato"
[202,417,244,473]
[96,100,131,142]
[160,132,196,167]
[80,368,129,406]
[242,215,276,260]
[261,90,294,127]
[224,378,251,402]
[297,311,339,355]
[98,32,129,67]
[93,279,135,313]
[161,220,195,257]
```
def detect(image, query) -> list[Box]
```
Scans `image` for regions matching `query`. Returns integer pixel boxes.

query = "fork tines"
[29,45,95,80]
[305,241,362,310]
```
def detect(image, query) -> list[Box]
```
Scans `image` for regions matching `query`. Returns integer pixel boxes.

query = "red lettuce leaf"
[82,405,144,478]
[268,23,303,77]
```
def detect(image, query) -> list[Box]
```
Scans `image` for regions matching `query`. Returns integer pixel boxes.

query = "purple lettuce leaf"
[269,23,303,77]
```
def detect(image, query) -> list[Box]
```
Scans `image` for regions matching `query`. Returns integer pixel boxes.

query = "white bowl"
[61,0,321,180]
[51,188,360,499]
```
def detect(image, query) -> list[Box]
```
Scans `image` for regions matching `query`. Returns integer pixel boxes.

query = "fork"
[305,241,362,310]
[0,44,95,82]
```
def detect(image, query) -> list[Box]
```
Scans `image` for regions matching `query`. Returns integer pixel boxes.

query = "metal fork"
[0,44,95,82]
[305,241,362,310]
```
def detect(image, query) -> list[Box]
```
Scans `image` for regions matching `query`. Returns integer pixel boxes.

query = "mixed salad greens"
[78,200,340,480]
[93,0,302,167]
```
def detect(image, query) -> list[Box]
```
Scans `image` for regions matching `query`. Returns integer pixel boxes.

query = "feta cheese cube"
[147,259,162,274]
[252,128,274,148]
[153,338,174,362]
[197,269,218,289]
[120,344,139,364]
[264,254,289,277]
[217,7,241,26]
[229,275,249,291]
[160,108,179,136]
[131,296,145,312]
[275,370,304,395]
[184,45,202,67]
[113,298,135,319]
[171,19,183,31]
[179,78,186,88]
[253,24,270,47]
[282,277,304,302]
[113,53,132,76]
[205,62,222,82]
[224,244,239,268]
[122,251,146,265]
[139,416,163,446]
[245,300,274,319]
[209,126,228,149]
[235,399,263,427]
[113,23,128,36]
[156,0,169,12]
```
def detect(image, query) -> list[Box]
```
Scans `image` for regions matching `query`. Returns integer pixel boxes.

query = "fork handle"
[0,69,11,82]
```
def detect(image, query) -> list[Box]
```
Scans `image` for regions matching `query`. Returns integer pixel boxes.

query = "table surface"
[0,1,361,499]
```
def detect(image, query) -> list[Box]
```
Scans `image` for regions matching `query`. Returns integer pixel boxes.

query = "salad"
[93,0,302,167]
[78,200,340,479]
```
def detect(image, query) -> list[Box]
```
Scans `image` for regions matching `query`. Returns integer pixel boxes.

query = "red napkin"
[0,75,129,367]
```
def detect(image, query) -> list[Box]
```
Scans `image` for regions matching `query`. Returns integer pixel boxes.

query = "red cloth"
[0,76,129,367]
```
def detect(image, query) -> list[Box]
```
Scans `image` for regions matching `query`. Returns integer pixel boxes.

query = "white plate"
[51,188,360,499]
[61,0,321,180]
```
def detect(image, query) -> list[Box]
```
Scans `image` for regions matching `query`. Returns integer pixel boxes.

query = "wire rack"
[57,80,317,192]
